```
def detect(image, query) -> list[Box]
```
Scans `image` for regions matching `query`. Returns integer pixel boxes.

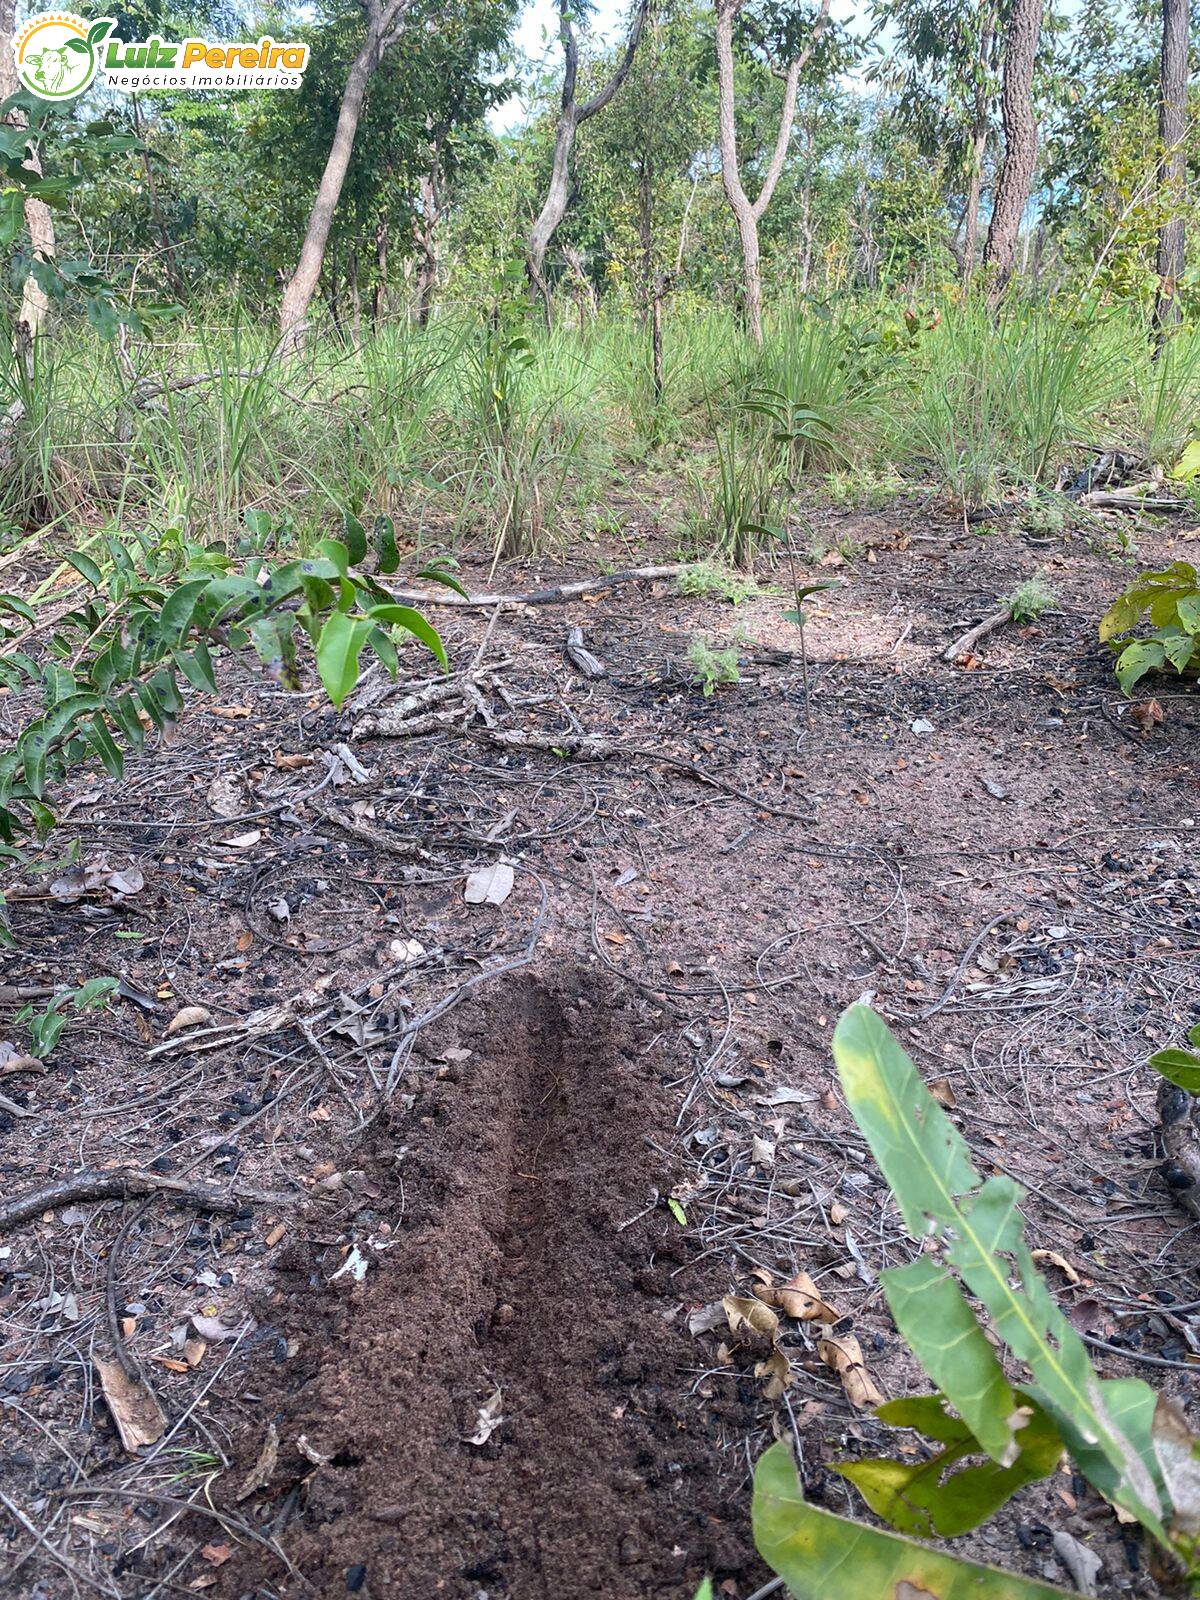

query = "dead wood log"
[0,1169,289,1234]
[565,627,607,678]
[942,606,1012,663]
[379,564,685,609]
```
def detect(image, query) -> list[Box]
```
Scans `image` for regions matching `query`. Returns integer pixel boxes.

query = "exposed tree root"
[0,1169,289,1234]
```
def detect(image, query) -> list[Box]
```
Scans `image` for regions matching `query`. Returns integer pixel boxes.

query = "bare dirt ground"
[1,498,1199,1600]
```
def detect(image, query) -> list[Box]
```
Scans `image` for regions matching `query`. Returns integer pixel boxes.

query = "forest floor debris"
[1,501,1199,1597]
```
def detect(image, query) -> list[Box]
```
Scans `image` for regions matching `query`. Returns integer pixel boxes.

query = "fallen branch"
[942,606,1011,664]
[380,564,686,609]
[0,1168,289,1234]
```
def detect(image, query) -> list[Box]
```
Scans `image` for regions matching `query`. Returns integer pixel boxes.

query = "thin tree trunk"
[278,0,415,349]
[372,217,388,329]
[526,0,649,325]
[0,0,55,353]
[651,271,664,405]
[982,0,1044,294]
[413,170,439,328]
[714,0,830,344]
[960,8,994,284]
[1153,0,1189,336]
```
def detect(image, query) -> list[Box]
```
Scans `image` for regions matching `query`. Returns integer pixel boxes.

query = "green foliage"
[675,560,766,605]
[1149,1025,1200,1095]
[753,1445,1075,1600]
[1006,576,1057,624]
[687,634,740,696]
[17,975,120,1059]
[747,1005,1200,1600]
[1099,560,1200,695]
[0,523,452,838]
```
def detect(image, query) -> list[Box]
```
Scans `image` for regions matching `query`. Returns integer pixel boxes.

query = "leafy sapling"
[17,976,120,1059]
[1005,575,1057,625]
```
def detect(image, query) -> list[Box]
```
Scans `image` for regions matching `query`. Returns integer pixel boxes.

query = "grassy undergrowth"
[4,294,1199,563]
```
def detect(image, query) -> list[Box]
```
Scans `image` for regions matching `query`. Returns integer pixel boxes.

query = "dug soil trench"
[227,972,758,1598]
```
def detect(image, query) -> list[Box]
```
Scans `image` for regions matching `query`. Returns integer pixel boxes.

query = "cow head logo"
[13,13,113,101]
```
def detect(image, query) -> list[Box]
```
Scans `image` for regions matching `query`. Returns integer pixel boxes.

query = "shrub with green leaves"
[1100,560,1200,695]
[748,1004,1200,1600]
[0,512,455,841]
[687,634,739,697]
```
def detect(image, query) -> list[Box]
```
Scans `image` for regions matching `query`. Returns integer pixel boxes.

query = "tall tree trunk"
[278,0,415,349]
[413,170,439,328]
[1153,0,1189,336]
[714,0,830,344]
[960,7,994,284]
[982,0,1043,295]
[526,0,649,325]
[0,0,55,356]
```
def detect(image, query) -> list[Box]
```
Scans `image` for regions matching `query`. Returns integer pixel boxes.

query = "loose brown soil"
[2,498,1199,1600]
[231,972,757,1599]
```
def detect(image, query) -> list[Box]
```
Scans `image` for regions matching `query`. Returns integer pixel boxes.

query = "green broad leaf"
[1172,441,1200,481]
[366,625,398,678]
[365,604,446,668]
[64,549,103,587]
[1099,592,1148,640]
[315,611,371,708]
[834,1392,1063,1538]
[1160,628,1198,672]
[373,516,399,575]
[174,641,218,693]
[879,1256,1025,1464]
[1149,1047,1200,1094]
[85,715,123,779]
[417,559,468,598]
[0,189,22,250]
[692,1581,713,1600]
[1115,639,1167,695]
[74,975,119,1010]
[316,537,351,577]
[244,507,271,541]
[110,693,145,751]
[0,592,36,627]
[832,1004,1167,1538]
[667,1197,687,1225]
[1177,593,1200,633]
[753,1444,1075,1600]
[342,513,368,565]
[157,577,211,646]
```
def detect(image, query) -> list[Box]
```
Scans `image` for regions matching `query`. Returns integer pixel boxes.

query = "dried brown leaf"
[94,1354,166,1451]
[818,1332,884,1409]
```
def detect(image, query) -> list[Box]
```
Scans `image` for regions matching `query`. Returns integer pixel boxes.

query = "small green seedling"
[784,581,839,729]
[17,976,120,1059]
[1005,576,1057,625]
[688,634,740,697]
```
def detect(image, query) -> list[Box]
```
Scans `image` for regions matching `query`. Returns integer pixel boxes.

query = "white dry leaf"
[687,1301,728,1337]
[1052,1531,1103,1596]
[465,1388,504,1445]
[206,774,247,818]
[755,1086,816,1108]
[106,864,145,897]
[166,1005,212,1037]
[751,1135,776,1167]
[220,831,263,849]
[464,862,515,906]
[191,1314,255,1342]
[329,1245,370,1283]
